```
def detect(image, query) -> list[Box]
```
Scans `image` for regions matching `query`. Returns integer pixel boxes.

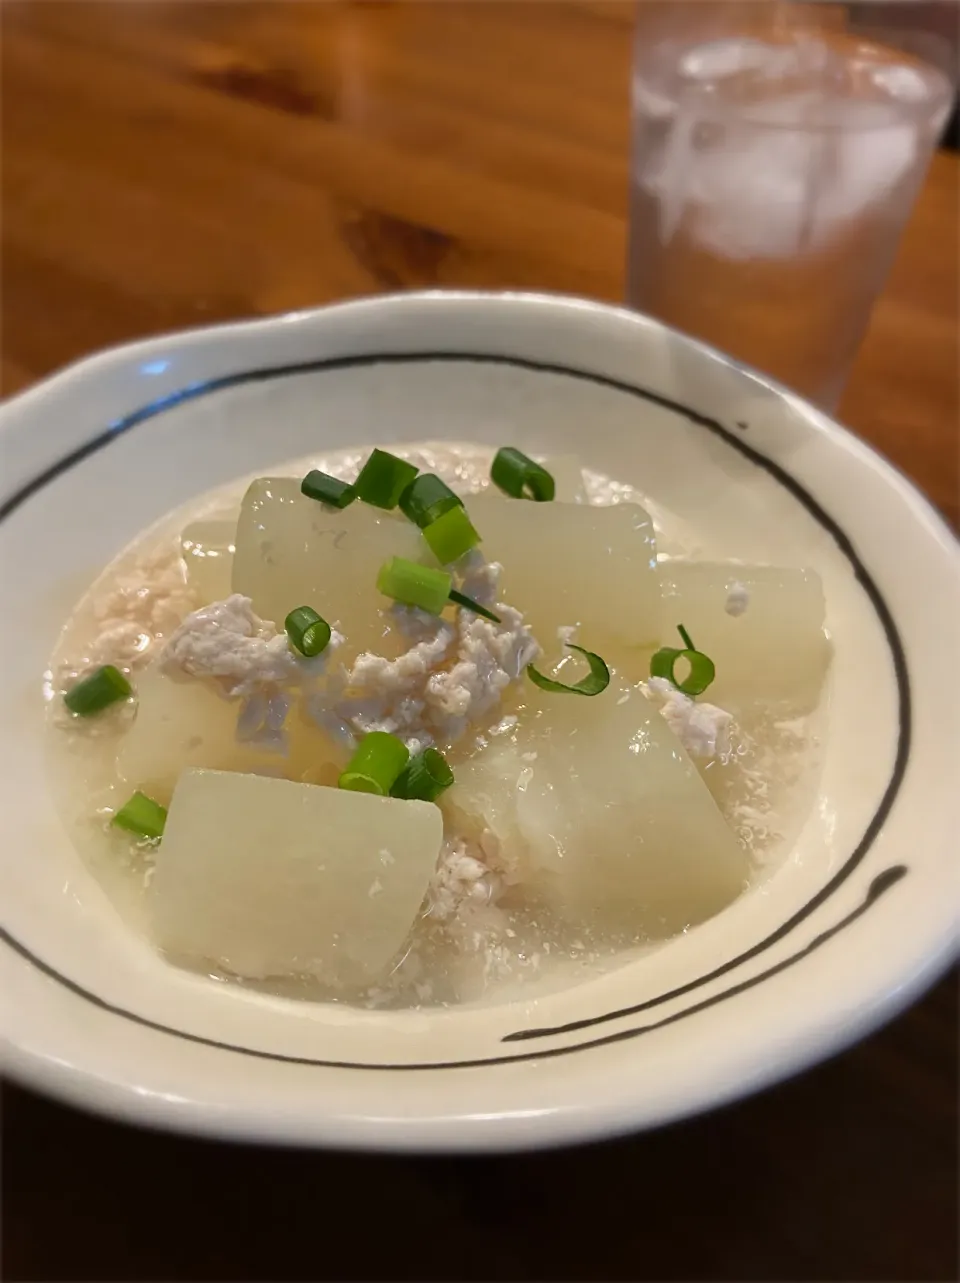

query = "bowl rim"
[4,285,957,552]
[3,285,958,548]
[1,289,957,1151]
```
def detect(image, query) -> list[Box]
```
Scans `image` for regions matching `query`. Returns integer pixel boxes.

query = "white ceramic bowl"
[1,292,957,1152]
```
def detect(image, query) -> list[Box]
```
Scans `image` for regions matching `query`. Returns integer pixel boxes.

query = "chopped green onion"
[491,447,555,502]
[63,664,132,716]
[377,557,452,615]
[112,791,167,840]
[339,732,410,796]
[377,557,502,622]
[391,748,455,802]
[423,505,481,565]
[285,606,332,658]
[650,648,716,697]
[528,643,610,696]
[447,588,501,624]
[650,625,716,696]
[399,474,463,528]
[677,623,696,652]
[354,449,418,510]
[301,470,357,509]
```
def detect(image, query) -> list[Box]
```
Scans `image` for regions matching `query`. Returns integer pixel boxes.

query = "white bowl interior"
[0,294,956,1150]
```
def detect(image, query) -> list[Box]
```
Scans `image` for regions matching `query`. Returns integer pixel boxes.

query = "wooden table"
[2,5,957,1280]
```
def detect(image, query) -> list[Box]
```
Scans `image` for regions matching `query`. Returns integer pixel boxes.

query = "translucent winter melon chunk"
[149,769,443,985]
[465,495,659,657]
[540,454,586,503]
[181,520,236,604]
[443,741,527,883]
[447,680,747,937]
[232,478,424,651]
[117,667,279,802]
[659,562,829,712]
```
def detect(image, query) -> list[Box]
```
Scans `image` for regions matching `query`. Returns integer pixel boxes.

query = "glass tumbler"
[627,1,956,409]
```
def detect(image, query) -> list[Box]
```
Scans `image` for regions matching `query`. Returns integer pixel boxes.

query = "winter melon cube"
[231,478,424,653]
[117,667,270,802]
[659,562,829,711]
[465,495,659,662]
[149,769,443,984]
[116,667,340,803]
[181,520,236,604]
[446,679,747,936]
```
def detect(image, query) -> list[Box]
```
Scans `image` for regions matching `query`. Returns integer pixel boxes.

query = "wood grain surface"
[1,4,957,1281]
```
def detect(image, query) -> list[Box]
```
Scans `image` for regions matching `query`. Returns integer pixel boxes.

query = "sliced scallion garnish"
[650,624,716,697]
[354,449,418,510]
[391,747,455,802]
[112,791,167,840]
[422,505,481,565]
[446,588,501,624]
[301,470,357,509]
[527,643,610,696]
[284,606,332,658]
[339,731,410,796]
[63,664,132,716]
[377,557,452,615]
[677,624,696,652]
[377,557,502,622]
[491,447,555,502]
[399,474,462,528]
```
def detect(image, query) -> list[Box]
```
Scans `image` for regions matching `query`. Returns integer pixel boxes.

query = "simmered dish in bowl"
[46,440,831,1007]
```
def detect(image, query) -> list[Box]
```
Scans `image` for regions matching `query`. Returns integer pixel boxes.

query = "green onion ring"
[527,643,610,696]
[300,470,357,509]
[339,731,410,796]
[649,647,716,697]
[112,791,167,840]
[285,606,332,658]
[63,664,132,716]
[354,449,419,510]
[390,748,455,802]
[447,588,501,623]
[490,447,555,502]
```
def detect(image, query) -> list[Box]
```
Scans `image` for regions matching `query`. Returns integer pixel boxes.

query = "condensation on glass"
[627,1,956,409]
